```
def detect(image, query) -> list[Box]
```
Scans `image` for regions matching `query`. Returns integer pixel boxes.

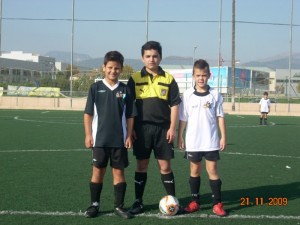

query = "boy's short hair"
[103,51,124,68]
[193,59,210,74]
[141,41,162,58]
[263,92,268,95]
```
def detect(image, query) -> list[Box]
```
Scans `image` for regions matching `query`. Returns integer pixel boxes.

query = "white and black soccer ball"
[159,195,180,216]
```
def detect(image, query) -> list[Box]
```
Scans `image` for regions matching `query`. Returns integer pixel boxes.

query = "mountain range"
[46,51,300,71]
[241,52,300,70]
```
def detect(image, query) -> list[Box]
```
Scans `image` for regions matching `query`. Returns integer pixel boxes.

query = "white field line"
[12,114,281,127]
[1,149,299,160]
[222,151,300,159]
[13,116,82,125]
[227,122,276,128]
[12,115,300,128]
[0,210,299,220]
[0,149,87,153]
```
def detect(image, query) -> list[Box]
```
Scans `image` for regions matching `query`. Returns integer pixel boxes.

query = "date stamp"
[240,197,288,206]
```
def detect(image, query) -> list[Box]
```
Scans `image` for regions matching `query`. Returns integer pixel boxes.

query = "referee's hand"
[166,129,176,143]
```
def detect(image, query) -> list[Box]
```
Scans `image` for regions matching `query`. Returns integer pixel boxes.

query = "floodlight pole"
[288,0,293,112]
[146,0,149,42]
[217,0,222,93]
[231,0,236,111]
[0,0,2,55]
[70,0,74,108]
[193,46,197,64]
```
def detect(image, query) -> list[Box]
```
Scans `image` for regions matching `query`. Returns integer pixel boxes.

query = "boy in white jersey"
[258,92,271,125]
[178,59,227,216]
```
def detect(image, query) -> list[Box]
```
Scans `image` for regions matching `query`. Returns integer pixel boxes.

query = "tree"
[55,72,70,91]
[65,64,79,79]
[39,76,53,87]
[120,65,134,80]
[73,74,94,92]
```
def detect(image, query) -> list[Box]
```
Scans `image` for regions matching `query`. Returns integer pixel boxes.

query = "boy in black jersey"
[84,51,137,219]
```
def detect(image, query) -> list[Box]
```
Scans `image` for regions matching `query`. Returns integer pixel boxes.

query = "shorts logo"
[161,89,167,96]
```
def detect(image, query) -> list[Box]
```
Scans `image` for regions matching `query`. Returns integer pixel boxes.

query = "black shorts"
[184,151,220,163]
[133,123,174,160]
[92,147,129,169]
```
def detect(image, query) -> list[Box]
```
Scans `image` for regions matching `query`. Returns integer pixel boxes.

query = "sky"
[1,0,300,65]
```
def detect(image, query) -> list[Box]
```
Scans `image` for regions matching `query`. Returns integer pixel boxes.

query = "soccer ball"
[159,195,180,216]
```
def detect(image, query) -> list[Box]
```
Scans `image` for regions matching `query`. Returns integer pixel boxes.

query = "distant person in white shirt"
[178,59,227,216]
[258,92,271,125]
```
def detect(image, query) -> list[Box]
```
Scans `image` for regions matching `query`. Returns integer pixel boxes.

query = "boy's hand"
[178,137,185,151]
[219,138,226,151]
[125,136,133,149]
[85,135,94,148]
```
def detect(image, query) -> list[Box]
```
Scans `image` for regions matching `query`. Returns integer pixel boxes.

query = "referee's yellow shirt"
[127,66,181,125]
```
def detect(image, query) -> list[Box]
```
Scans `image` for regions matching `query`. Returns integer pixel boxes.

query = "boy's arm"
[125,117,134,149]
[167,104,179,143]
[84,113,93,148]
[177,120,187,150]
[218,116,226,151]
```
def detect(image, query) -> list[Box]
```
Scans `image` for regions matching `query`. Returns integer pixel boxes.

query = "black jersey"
[84,80,137,148]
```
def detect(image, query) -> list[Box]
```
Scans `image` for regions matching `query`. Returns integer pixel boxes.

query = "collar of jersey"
[193,85,210,96]
[141,66,165,77]
[102,79,119,91]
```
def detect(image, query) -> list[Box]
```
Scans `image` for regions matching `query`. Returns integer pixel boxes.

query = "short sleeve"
[84,84,95,115]
[168,79,182,107]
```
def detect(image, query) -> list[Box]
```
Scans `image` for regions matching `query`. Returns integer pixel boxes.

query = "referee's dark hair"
[141,41,162,58]
[193,59,210,74]
[103,51,124,68]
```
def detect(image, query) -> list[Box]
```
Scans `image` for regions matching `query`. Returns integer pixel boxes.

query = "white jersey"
[179,87,224,152]
[259,98,270,113]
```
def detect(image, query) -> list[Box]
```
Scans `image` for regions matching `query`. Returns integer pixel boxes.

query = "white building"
[0,51,56,84]
[275,69,300,97]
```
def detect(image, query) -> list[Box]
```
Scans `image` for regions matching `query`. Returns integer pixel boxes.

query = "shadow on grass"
[221,181,300,213]
[138,182,300,215]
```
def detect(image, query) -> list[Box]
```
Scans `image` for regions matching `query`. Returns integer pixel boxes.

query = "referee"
[127,41,181,215]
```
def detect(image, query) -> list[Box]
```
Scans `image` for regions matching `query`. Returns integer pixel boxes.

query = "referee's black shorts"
[133,123,174,160]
